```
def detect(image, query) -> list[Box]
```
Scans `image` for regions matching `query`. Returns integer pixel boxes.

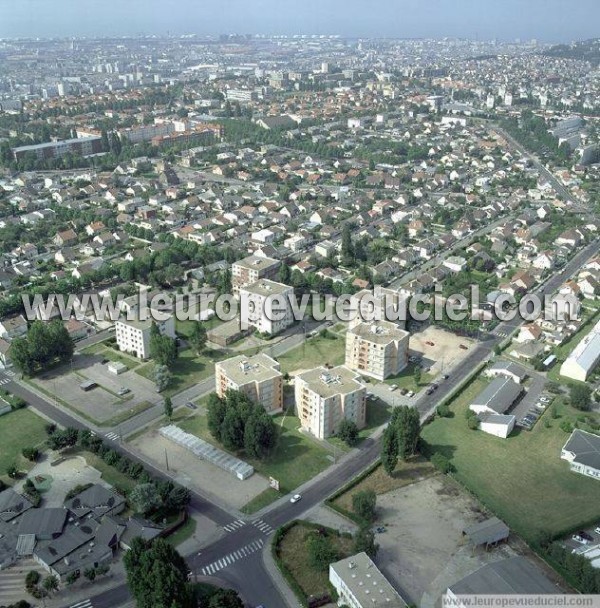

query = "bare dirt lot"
[409,326,475,374]
[128,429,270,511]
[376,475,520,607]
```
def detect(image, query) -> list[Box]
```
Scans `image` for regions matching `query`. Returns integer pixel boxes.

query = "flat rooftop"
[233,255,280,272]
[330,551,406,607]
[241,279,292,297]
[297,365,364,398]
[217,353,281,384]
[349,321,409,344]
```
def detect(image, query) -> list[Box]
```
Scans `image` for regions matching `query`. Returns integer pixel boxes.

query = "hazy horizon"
[0,0,598,43]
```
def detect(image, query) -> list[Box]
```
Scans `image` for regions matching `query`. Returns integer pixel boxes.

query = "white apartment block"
[232,255,281,297]
[346,321,410,381]
[349,287,407,329]
[239,279,294,335]
[115,313,175,359]
[215,353,283,414]
[295,365,366,440]
[329,552,406,608]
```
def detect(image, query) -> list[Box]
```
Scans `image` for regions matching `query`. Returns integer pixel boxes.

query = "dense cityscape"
[0,17,599,608]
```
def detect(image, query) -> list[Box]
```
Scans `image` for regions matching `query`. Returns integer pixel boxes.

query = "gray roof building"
[0,488,33,523]
[561,429,600,480]
[470,377,522,415]
[463,517,509,548]
[447,556,558,597]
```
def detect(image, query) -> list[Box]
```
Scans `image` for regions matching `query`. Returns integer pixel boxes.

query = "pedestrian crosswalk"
[105,432,120,441]
[223,519,246,533]
[69,600,93,608]
[0,377,10,386]
[252,519,274,536]
[200,539,264,576]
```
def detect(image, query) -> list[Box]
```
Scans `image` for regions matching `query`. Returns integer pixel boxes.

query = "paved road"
[2,239,596,608]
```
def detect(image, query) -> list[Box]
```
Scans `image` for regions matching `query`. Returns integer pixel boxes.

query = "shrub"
[436,404,450,418]
[431,452,453,473]
[22,447,39,462]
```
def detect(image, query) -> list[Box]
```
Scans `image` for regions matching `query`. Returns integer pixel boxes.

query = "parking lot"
[562,523,600,553]
[511,373,551,431]
[33,352,159,425]
[409,326,475,375]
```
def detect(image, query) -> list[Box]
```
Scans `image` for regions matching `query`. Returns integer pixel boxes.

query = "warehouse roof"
[471,377,522,414]
[449,557,557,595]
[463,517,509,547]
[562,429,600,472]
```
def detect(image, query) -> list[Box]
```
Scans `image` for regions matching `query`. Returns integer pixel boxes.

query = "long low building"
[561,429,600,480]
[560,319,600,382]
[12,136,104,161]
[469,377,523,416]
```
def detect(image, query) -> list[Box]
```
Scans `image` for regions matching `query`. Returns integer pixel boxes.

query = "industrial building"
[560,319,600,382]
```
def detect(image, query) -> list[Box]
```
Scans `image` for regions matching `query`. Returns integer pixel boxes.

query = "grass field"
[277,333,346,375]
[421,376,600,542]
[136,347,226,397]
[382,361,435,391]
[166,517,197,548]
[332,457,436,513]
[241,488,283,514]
[277,522,354,600]
[328,399,392,452]
[178,408,332,494]
[0,408,48,482]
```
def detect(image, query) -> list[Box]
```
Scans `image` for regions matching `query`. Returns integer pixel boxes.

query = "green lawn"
[179,408,332,494]
[382,361,435,390]
[277,333,346,375]
[166,517,197,548]
[67,447,137,495]
[136,347,226,397]
[276,522,354,601]
[241,488,283,514]
[176,315,223,337]
[328,399,392,452]
[421,376,600,542]
[0,408,48,482]
[82,344,142,370]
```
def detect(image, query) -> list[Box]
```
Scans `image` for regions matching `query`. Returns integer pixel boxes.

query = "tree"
[189,321,207,354]
[65,571,79,585]
[42,575,58,592]
[83,568,96,582]
[124,538,193,608]
[150,326,178,367]
[395,407,421,459]
[352,490,377,523]
[7,463,18,479]
[244,410,277,458]
[278,263,291,285]
[207,394,227,441]
[9,338,34,376]
[338,419,359,446]
[22,447,39,462]
[570,384,592,411]
[164,396,173,419]
[221,408,245,451]
[129,483,162,516]
[208,589,244,608]
[25,570,40,590]
[381,425,398,476]
[413,366,422,387]
[306,531,339,572]
[467,416,479,430]
[153,364,172,392]
[353,526,379,558]
[431,453,452,473]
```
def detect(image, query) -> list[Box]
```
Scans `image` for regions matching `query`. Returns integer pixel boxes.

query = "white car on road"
[290,494,302,503]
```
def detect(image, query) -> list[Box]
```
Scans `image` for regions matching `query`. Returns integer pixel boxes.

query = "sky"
[0,0,598,42]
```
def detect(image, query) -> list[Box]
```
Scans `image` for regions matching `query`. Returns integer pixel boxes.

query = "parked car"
[407,391,415,398]
[459,344,468,350]
[400,388,408,395]
[426,388,435,395]
[573,532,593,544]
[540,396,551,404]
[594,527,600,535]
[186,401,198,410]
[389,384,398,392]
[290,494,302,504]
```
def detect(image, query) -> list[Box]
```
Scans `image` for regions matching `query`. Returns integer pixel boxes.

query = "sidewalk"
[261,538,302,608]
